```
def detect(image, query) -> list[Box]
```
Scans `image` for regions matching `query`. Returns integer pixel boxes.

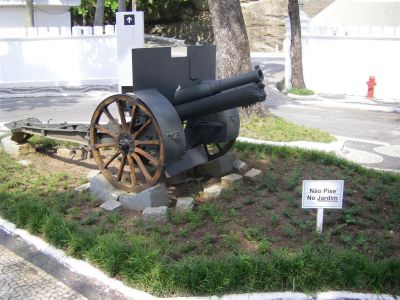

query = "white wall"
[302,32,400,98]
[0,6,71,28]
[35,6,71,27]
[0,27,118,87]
[0,7,25,27]
[0,5,71,28]
[285,17,400,99]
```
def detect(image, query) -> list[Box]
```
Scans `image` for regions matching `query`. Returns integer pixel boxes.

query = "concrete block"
[244,168,263,182]
[142,206,168,222]
[197,152,234,177]
[87,170,100,179]
[176,197,195,212]
[89,174,126,203]
[221,173,243,188]
[74,182,91,193]
[119,184,169,211]
[233,159,249,173]
[1,136,35,158]
[100,200,121,211]
[203,184,222,200]
[17,160,32,166]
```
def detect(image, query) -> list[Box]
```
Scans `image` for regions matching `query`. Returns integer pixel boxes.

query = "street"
[0,54,399,172]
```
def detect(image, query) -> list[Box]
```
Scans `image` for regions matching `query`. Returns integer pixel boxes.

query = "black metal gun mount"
[6,45,266,192]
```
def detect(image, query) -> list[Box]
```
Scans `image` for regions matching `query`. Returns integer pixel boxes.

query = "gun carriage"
[6,46,266,192]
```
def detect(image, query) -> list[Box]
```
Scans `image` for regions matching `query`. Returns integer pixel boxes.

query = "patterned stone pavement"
[0,228,128,300]
[0,245,86,300]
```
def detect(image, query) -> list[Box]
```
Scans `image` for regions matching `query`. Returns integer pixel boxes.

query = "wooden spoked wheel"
[204,139,236,161]
[90,94,165,193]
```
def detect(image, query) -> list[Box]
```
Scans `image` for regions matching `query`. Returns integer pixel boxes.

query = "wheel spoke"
[132,152,152,182]
[94,142,118,149]
[90,95,165,193]
[134,147,159,166]
[129,105,138,133]
[117,155,127,181]
[94,124,118,140]
[117,101,128,131]
[103,107,120,132]
[135,139,160,146]
[127,155,136,188]
[133,119,151,139]
[104,150,121,168]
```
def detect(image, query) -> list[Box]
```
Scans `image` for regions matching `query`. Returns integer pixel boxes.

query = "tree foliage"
[71,0,190,26]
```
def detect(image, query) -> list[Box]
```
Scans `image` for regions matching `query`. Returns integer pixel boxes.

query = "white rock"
[89,175,126,203]
[100,200,121,211]
[203,185,222,200]
[197,152,234,177]
[142,206,168,222]
[1,136,35,158]
[221,173,243,188]
[176,197,195,212]
[74,182,91,193]
[87,170,100,179]
[17,160,32,166]
[244,168,263,182]
[119,184,169,211]
[56,148,75,159]
[233,159,248,173]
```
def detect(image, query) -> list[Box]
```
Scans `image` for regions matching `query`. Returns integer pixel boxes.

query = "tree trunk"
[132,0,136,11]
[118,0,126,12]
[208,0,251,79]
[25,0,34,27]
[288,0,306,89]
[94,0,105,26]
[208,0,267,116]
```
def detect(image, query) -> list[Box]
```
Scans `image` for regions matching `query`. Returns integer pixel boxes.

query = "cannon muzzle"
[174,66,264,105]
[175,82,266,120]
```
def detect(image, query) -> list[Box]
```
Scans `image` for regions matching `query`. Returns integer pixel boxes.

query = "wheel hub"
[118,132,134,155]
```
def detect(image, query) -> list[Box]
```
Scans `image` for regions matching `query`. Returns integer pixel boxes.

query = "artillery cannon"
[6,45,266,192]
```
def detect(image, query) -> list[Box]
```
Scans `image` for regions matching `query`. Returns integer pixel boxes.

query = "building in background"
[0,0,80,28]
[286,0,400,99]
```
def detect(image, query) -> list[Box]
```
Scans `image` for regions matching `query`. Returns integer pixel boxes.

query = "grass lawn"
[240,115,335,143]
[0,141,399,296]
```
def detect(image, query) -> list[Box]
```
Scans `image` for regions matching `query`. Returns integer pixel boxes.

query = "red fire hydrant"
[366,76,376,98]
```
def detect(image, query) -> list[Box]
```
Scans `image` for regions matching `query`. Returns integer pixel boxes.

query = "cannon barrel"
[174,66,264,105]
[175,82,266,120]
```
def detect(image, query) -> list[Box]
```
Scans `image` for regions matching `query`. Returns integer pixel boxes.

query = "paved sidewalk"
[0,226,129,300]
[0,245,86,300]
[287,92,400,113]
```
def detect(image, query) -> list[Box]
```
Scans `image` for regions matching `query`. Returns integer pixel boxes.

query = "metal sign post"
[302,180,344,234]
[116,11,144,93]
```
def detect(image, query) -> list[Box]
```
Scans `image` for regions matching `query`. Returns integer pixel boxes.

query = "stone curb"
[296,100,400,113]
[0,86,117,99]
[237,136,344,153]
[1,217,398,300]
[237,136,400,174]
[287,94,400,113]
[0,92,88,99]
